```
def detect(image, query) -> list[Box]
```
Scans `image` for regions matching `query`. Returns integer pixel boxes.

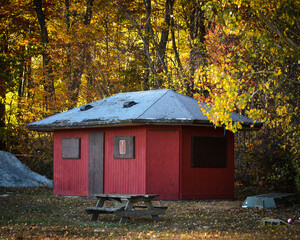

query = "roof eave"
[26,119,214,131]
[26,119,263,132]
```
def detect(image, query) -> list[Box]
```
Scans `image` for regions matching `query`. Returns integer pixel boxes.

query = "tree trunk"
[159,0,172,63]
[117,1,161,88]
[0,85,6,150]
[0,30,9,151]
[169,0,186,87]
[33,0,55,111]
[143,0,151,90]
[65,0,94,108]
[83,0,94,102]
[181,0,206,96]
[144,0,171,87]
[84,0,94,25]
[64,0,76,108]
[17,46,32,118]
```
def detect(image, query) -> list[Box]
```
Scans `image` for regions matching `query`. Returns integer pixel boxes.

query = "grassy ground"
[0,187,299,239]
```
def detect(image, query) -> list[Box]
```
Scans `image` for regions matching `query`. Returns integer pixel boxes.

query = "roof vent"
[80,104,93,111]
[123,101,137,108]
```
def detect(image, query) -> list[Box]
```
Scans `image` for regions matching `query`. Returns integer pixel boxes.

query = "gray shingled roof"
[26,89,263,131]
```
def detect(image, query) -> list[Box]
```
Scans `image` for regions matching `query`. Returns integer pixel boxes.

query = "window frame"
[62,138,81,159]
[113,136,135,159]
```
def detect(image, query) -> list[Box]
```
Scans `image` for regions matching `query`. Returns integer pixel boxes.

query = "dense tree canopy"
[0,0,299,190]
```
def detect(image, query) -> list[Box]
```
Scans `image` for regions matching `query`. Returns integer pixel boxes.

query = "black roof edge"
[240,122,263,131]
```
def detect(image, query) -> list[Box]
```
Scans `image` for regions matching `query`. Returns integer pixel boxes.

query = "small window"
[113,136,135,159]
[191,136,227,168]
[62,138,81,159]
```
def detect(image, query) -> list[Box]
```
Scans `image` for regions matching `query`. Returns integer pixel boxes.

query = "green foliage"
[235,129,297,192]
[2,124,53,179]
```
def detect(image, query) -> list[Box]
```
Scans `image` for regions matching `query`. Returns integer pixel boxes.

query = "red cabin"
[27,89,262,200]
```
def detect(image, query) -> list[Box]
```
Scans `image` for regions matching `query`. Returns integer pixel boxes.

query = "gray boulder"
[0,151,53,187]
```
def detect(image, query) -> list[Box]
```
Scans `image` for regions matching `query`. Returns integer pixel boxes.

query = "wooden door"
[89,132,104,196]
[146,131,180,200]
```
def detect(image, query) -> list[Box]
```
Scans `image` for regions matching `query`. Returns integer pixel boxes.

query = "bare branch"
[257,11,298,51]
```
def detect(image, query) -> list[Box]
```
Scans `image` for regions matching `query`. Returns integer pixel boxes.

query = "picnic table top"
[93,194,159,199]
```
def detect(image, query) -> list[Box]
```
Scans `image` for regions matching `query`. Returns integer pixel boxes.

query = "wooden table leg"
[91,198,105,221]
[119,200,133,224]
[145,201,160,222]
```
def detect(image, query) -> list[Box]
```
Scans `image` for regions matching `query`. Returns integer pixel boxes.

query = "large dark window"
[62,138,81,159]
[191,136,227,168]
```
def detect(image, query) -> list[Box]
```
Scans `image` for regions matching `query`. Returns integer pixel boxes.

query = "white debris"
[0,194,10,198]
[0,151,53,187]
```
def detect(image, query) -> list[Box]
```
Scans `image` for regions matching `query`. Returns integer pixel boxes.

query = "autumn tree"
[1,0,298,190]
[196,0,299,190]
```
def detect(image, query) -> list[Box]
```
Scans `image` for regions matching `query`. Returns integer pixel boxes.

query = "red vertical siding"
[104,126,147,194]
[181,126,234,199]
[53,130,89,196]
[53,124,234,199]
[146,129,180,200]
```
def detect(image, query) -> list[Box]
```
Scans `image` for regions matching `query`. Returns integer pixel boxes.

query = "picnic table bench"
[85,194,167,223]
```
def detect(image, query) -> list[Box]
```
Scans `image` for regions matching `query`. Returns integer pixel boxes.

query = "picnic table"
[85,194,167,223]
